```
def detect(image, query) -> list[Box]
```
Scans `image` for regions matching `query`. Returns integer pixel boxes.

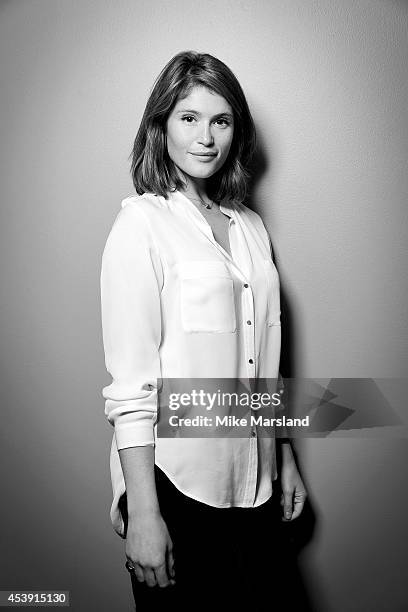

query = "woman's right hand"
[125,512,175,588]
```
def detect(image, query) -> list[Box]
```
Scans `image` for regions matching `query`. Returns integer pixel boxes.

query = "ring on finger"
[125,560,136,573]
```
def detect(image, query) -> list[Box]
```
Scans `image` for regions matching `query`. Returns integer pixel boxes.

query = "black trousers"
[123,467,302,612]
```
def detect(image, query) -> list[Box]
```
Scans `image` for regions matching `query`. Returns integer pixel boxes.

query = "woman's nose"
[197,123,214,146]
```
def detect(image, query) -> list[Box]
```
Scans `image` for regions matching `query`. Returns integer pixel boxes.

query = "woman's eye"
[181,115,196,123]
[215,118,230,127]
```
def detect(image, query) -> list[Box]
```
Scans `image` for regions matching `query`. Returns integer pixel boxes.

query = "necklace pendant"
[205,202,212,209]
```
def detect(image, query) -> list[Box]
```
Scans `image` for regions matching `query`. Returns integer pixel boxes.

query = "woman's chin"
[181,167,219,182]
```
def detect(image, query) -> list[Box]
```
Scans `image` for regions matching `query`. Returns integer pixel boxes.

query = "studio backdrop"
[1,1,407,611]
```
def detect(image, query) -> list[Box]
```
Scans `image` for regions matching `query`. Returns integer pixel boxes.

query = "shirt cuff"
[114,421,155,450]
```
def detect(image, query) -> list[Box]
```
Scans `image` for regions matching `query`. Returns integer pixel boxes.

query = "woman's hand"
[118,447,175,587]
[126,512,175,588]
[280,444,307,521]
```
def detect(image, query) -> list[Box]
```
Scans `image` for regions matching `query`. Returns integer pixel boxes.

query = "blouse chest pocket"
[178,260,237,333]
[263,259,281,326]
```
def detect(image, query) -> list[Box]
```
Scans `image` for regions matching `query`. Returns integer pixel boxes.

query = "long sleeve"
[265,233,288,438]
[103,191,285,532]
[100,204,163,449]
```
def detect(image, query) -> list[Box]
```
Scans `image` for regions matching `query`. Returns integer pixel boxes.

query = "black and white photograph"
[1,1,407,611]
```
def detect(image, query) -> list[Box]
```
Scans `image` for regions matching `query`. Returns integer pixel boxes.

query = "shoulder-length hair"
[131,51,256,203]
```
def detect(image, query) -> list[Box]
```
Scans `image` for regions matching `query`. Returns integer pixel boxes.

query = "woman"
[101,51,307,611]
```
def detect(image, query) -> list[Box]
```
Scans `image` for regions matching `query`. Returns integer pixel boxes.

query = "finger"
[291,499,305,520]
[155,562,171,588]
[126,559,145,583]
[291,491,307,520]
[167,546,176,582]
[133,562,145,583]
[282,491,293,521]
[144,568,157,588]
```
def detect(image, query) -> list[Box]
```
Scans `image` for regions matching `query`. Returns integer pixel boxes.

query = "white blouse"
[100,190,283,537]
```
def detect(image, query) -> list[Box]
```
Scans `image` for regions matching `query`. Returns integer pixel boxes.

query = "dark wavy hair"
[131,51,256,203]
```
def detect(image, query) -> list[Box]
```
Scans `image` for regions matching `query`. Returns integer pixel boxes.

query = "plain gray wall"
[1,1,407,610]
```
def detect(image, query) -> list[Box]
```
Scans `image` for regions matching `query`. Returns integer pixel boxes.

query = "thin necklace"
[187,195,214,210]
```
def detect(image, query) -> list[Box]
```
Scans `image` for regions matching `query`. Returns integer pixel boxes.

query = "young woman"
[101,51,307,611]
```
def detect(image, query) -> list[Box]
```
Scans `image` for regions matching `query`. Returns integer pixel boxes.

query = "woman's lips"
[189,152,217,161]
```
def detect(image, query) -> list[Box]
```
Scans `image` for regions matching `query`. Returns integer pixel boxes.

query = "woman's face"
[166,85,234,184]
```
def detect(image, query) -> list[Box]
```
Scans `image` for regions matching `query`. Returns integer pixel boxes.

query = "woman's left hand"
[280,448,307,521]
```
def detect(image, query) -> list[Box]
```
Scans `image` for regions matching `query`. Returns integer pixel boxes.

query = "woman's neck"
[180,176,210,204]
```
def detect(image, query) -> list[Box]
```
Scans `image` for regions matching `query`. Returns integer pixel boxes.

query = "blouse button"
[248,359,254,364]
[244,283,249,288]
[247,320,252,325]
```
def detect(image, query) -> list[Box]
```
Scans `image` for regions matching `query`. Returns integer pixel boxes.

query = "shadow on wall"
[247,126,326,612]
